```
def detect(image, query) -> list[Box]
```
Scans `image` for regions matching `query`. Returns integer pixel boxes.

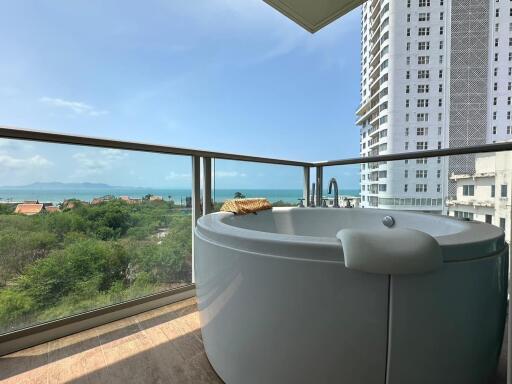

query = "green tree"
[233,192,246,199]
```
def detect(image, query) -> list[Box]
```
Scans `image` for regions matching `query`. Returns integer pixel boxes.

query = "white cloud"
[165,171,191,181]
[216,171,247,178]
[0,154,52,170]
[72,149,127,176]
[39,97,108,116]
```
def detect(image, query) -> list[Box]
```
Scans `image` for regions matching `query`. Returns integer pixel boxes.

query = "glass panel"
[0,138,192,334]
[212,159,303,209]
[322,151,511,246]
[322,164,361,208]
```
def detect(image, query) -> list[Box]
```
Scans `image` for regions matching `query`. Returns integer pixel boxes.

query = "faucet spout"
[328,178,340,208]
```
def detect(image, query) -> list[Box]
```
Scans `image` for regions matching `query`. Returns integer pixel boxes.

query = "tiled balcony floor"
[0,297,508,384]
[0,298,222,384]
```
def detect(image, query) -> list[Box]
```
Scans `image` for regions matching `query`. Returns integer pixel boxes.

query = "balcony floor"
[0,297,508,384]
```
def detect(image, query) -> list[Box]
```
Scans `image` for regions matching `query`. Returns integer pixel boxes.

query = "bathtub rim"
[195,207,506,263]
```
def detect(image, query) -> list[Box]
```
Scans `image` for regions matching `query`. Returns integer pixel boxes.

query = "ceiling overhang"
[263,0,363,33]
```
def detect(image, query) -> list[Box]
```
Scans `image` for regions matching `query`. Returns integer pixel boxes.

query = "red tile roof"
[14,203,44,215]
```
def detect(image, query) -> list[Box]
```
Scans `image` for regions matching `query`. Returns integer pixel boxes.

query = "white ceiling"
[263,0,364,33]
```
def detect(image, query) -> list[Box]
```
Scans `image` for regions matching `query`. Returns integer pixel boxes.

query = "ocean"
[0,188,361,205]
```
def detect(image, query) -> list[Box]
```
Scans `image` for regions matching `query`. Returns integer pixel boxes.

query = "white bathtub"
[194,208,508,384]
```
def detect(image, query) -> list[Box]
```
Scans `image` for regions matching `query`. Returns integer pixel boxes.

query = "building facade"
[357,0,512,210]
[447,151,511,242]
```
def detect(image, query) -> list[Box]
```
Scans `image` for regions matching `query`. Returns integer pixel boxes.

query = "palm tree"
[233,192,246,199]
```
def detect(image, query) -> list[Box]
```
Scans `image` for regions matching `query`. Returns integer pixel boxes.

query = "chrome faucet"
[328,178,340,208]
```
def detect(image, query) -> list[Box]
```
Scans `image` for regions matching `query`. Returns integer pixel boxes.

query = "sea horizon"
[0,187,361,205]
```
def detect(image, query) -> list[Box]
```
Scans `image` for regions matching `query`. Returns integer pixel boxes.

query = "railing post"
[191,155,201,284]
[303,166,310,207]
[508,212,512,384]
[315,166,323,206]
[203,157,213,215]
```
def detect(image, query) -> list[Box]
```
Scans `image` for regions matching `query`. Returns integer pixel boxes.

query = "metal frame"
[1,126,512,379]
[2,126,512,167]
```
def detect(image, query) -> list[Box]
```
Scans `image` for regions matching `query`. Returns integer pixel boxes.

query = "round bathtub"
[194,208,508,384]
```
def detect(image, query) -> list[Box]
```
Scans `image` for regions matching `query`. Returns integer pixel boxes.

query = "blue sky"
[0,1,362,190]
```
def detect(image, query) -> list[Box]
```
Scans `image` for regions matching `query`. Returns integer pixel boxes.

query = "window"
[407,42,411,51]
[418,56,430,64]
[439,69,443,78]
[507,125,511,134]
[493,111,497,120]
[404,184,408,192]
[418,27,430,36]
[437,112,442,122]
[406,99,410,107]
[437,184,441,192]
[499,218,506,230]
[406,56,411,65]
[416,127,428,135]
[437,169,441,178]
[492,185,496,198]
[501,184,508,197]
[496,8,500,17]
[416,184,428,192]
[418,70,430,79]
[493,126,497,135]
[379,184,387,192]
[416,170,428,178]
[419,12,430,21]
[406,85,410,93]
[416,141,428,150]
[407,28,411,37]
[404,170,409,178]
[418,41,430,50]
[439,41,444,50]
[440,11,444,20]
[405,141,409,150]
[439,83,443,92]
[405,127,409,136]
[406,70,410,79]
[417,113,429,122]
[407,14,411,22]
[463,185,475,196]
[417,84,429,93]
[494,82,498,91]
[494,68,498,76]
[439,55,443,64]
[493,97,497,105]
[440,26,444,35]
[417,158,428,164]
[417,99,429,107]
[438,98,443,107]
[419,0,430,6]
[495,38,499,48]
[485,215,492,224]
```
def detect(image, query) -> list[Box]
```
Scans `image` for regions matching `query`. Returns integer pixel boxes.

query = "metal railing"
[1,125,512,382]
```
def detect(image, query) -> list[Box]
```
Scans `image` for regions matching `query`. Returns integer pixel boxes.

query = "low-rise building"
[447,151,511,242]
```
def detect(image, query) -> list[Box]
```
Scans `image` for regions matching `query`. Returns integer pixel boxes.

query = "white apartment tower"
[357,0,512,210]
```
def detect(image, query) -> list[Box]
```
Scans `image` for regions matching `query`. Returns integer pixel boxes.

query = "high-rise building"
[356,0,512,211]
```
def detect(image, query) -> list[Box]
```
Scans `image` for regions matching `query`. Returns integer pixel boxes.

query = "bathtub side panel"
[195,232,390,384]
[387,248,508,384]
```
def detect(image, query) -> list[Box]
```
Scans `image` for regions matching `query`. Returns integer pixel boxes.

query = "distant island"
[0,182,140,190]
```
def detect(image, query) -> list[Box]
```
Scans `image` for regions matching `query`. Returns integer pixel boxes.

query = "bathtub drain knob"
[382,216,395,228]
